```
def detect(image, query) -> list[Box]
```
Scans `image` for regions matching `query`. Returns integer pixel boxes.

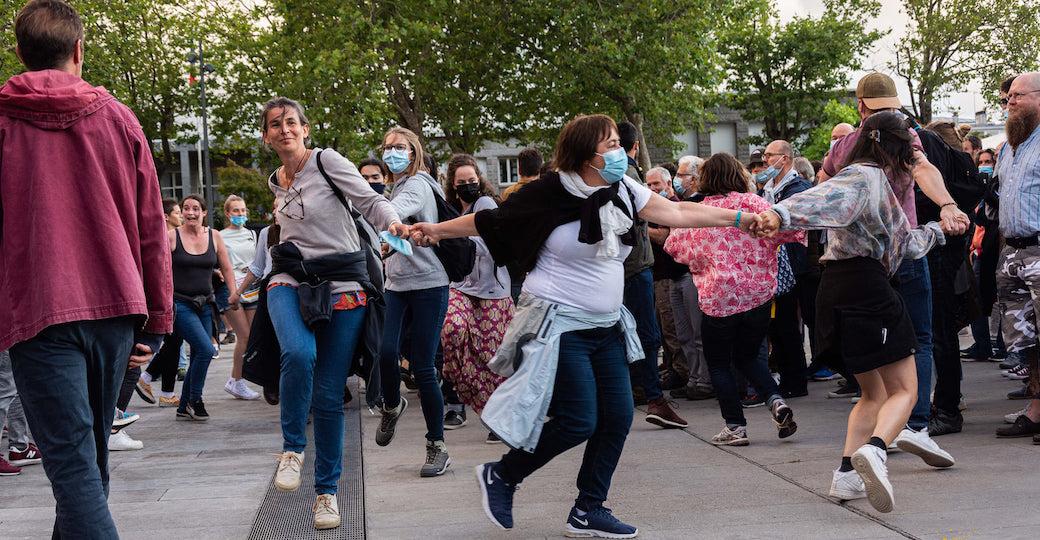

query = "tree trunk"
[389,76,426,146]
[620,96,652,172]
[918,92,933,125]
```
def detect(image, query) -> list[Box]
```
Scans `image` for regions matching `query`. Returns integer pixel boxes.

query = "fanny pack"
[174,292,215,312]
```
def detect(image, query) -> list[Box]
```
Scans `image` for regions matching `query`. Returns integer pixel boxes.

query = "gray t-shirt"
[386,172,450,291]
[268,148,399,293]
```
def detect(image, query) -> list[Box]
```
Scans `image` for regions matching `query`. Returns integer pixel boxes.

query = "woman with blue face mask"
[374,126,455,479]
[219,194,262,401]
[409,114,759,538]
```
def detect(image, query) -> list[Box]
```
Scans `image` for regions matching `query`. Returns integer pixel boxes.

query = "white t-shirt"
[523,177,652,314]
[220,226,257,284]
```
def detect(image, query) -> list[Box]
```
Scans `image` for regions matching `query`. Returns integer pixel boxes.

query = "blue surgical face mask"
[593,147,628,184]
[755,166,779,184]
[672,177,685,196]
[979,165,994,176]
[658,189,670,198]
[382,148,411,174]
[230,215,247,227]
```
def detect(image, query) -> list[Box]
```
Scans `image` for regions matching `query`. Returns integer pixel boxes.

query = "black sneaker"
[565,506,637,539]
[263,387,280,406]
[1008,385,1032,400]
[828,385,860,399]
[686,386,716,401]
[927,409,962,436]
[175,405,194,421]
[485,431,502,444]
[780,389,809,399]
[770,399,798,439]
[741,394,766,408]
[444,409,467,430]
[475,462,516,529]
[401,370,418,392]
[996,415,1040,438]
[190,400,209,421]
[375,397,408,446]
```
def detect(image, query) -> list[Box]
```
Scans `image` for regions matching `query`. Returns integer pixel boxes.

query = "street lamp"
[187,42,216,227]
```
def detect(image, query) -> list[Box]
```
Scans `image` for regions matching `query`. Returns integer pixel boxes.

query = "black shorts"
[814,257,917,374]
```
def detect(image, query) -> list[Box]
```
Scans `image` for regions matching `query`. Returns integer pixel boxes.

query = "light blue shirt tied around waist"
[481,292,644,453]
[998,125,1040,239]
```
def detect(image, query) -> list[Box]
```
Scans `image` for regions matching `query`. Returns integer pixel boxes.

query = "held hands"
[387,222,411,238]
[129,343,153,368]
[409,222,442,247]
[228,292,241,311]
[748,210,781,238]
[939,204,970,236]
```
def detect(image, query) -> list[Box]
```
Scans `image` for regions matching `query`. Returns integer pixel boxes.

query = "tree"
[217,161,275,223]
[0,3,20,82]
[800,99,859,161]
[513,0,730,170]
[721,0,882,146]
[892,0,1040,123]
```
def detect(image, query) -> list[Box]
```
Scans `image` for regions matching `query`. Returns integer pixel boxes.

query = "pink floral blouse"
[664,192,805,318]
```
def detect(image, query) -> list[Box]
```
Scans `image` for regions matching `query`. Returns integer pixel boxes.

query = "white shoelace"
[277,453,302,475]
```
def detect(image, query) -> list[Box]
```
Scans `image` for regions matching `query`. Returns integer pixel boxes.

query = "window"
[159,171,183,200]
[499,157,519,185]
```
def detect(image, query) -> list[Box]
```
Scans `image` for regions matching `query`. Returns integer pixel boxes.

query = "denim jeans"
[498,325,632,510]
[892,257,934,430]
[9,316,135,539]
[174,300,216,408]
[623,268,663,401]
[702,302,779,426]
[268,286,366,495]
[379,286,449,441]
[0,350,32,449]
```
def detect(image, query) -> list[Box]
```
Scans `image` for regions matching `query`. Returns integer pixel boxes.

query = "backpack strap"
[314,150,374,250]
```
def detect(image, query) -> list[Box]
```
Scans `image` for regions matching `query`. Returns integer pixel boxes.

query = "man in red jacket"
[0,2,173,537]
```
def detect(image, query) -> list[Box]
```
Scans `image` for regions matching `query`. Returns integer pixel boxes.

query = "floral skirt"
[440,289,514,413]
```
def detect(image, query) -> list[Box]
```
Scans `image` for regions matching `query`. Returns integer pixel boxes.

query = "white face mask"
[830,140,838,150]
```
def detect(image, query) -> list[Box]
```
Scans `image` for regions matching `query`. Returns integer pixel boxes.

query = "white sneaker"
[235,379,261,400]
[313,494,340,530]
[1005,407,1028,424]
[851,444,894,513]
[829,469,866,500]
[224,378,261,400]
[108,430,143,451]
[894,427,954,468]
[710,425,749,446]
[112,409,139,428]
[274,451,304,492]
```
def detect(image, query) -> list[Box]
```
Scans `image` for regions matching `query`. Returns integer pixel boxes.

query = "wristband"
[940,202,957,210]
[735,211,742,228]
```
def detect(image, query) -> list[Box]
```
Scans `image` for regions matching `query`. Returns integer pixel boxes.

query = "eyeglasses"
[1008,89,1040,101]
[383,144,409,152]
[279,185,305,220]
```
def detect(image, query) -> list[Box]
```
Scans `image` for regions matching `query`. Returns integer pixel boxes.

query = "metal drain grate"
[248,381,365,540]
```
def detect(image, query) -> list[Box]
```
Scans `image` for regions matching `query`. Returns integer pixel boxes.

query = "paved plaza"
[1,335,1038,539]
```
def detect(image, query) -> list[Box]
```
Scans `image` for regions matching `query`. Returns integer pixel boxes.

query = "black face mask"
[456,183,481,204]
[369,182,386,195]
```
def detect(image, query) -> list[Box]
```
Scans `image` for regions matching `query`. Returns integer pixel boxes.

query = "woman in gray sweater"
[260,98,406,531]
[375,126,453,478]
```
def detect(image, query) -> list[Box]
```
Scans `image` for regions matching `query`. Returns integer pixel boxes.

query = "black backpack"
[914,129,986,223]
[404,175,476,282]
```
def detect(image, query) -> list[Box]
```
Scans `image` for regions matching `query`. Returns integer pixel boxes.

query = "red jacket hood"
[0,69,114,130]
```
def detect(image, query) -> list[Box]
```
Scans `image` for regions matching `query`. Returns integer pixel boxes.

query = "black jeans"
[116,366,140,412]
[499,325,632,510]
[703,302,780,426]
[769,291,807,394]
[929,238,966,416]
[146,334,183,393]
[9,316,135,539]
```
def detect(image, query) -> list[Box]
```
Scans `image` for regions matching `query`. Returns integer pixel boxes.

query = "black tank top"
[172,229,218,297]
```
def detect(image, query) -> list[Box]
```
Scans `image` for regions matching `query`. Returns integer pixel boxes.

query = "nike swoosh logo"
[485,467,494,485]
[574,517,589,526]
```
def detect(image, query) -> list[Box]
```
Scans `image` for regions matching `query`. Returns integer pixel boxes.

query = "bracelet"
[735,211,742,228]
[940,202,957,209]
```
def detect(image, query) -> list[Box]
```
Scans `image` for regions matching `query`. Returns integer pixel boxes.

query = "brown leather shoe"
[645,398,688,429]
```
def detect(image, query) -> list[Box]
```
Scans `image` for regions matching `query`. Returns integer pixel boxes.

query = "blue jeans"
[892,257,933,431]
[174,300,216,407]
[379,286,449,441]
[9,316,135,539]
[702,302,779,426]
[268,286,366,495]
[623,268,663,402]
[499,325,633,510]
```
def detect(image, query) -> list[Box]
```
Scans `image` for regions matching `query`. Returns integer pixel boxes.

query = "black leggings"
[146,335,183,393]
[116,366,140,412]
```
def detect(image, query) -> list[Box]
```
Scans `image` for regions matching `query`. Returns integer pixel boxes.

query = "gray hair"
[646,166,672,183]
[792,157,815,180]
[260,97,310,133]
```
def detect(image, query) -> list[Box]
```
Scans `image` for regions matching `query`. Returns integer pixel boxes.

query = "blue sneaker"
[565,506,638,538]
[811,368,840,381]
[475,462,516,529]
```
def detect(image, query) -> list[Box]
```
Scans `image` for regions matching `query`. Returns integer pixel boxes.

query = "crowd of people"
[2,1,1039,538]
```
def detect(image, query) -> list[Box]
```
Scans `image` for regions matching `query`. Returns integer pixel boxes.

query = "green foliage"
[801,100,859,161]
[893,0,1040,122]
[721,0,882,146]
[216,161,274,223]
